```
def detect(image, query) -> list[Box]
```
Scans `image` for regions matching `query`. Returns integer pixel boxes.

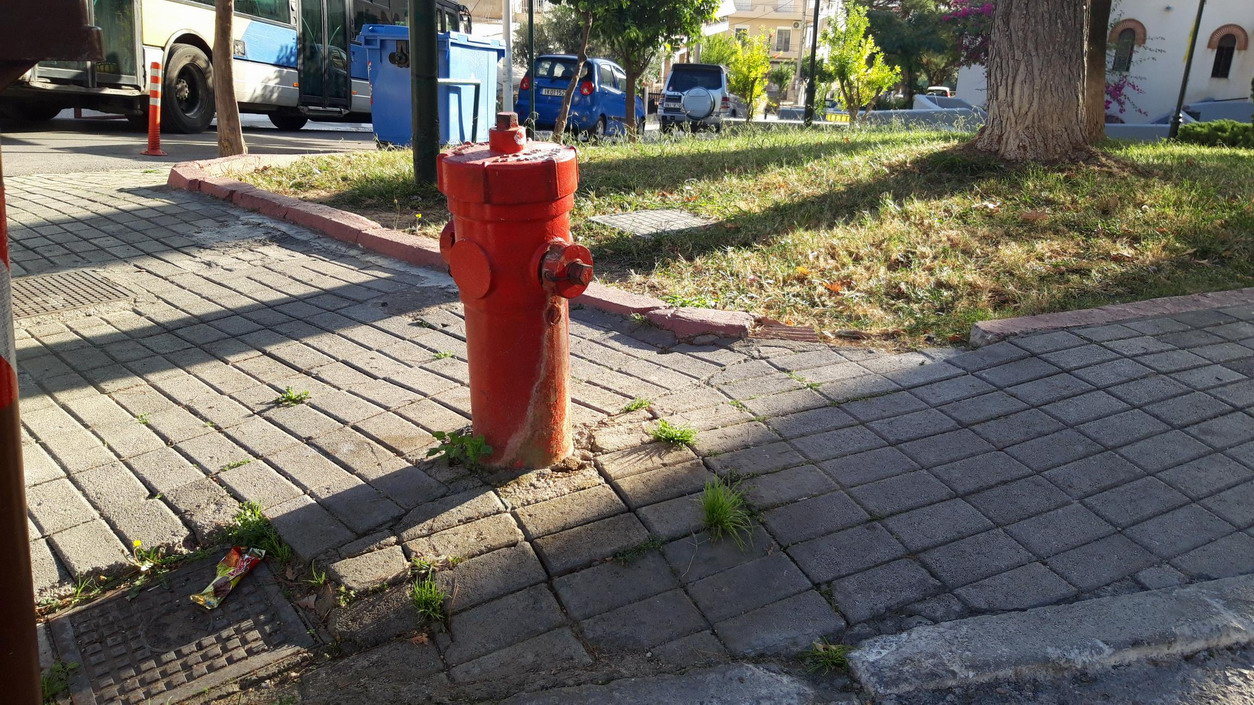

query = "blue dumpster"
[359,25,504,147]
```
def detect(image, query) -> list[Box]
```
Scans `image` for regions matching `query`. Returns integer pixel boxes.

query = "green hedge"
[1176,119,1254,149]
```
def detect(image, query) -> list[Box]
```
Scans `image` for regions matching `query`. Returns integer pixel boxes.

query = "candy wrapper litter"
[190,546,265,609]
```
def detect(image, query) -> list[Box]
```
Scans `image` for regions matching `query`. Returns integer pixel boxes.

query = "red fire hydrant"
[436,112,592,468]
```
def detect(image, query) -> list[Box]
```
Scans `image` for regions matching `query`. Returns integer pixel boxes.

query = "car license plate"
[541,88,564,96]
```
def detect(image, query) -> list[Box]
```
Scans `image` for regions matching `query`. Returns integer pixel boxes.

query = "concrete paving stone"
[899,429,996,468]
[1157,453,1254,500]
[310,389,386,425]
[1043,451,1146,499]
[770,349,846,371]
[183,395,254,429]
[713,590,845,657]
[650,387,732,416]
[262,402,343,441]
[1005,503,1117,558]
[1230,441,1254,469]
[47,519,128,577]
[553,551,676,620]
[860,352,930,375]
[29,537,68,596]
[884,360,966,389]
[743,464,836,509]
[598,443,699,480]
[1144,391,1236,427]
[434,542,548,613]
[690,422,781,456]
[1039,344,1122,372]
[142,405,214,445]
[177,431,254,473]
[329,545,409,592]
[448,628,591,684]
[910,375,997,406]
[1171,309,1240,328]
[1124,504,1235,558]
[31,429,115,476]
[1116,430,1213,473]
[637,492,707,540]
[533,512,650,575]
[976,357,1061,387]
[930,452,1034,495]
[149,372,220,403]
[613,460,714,510]
[353,412,431,455]
[1125,318,1193,335]
[662,526,775,583]
[688,553,812,623]
[441,584,568,665]
[969,409,1065,450]
[1172,532,1254,579]
[1012,331,1088,354]
[1006,429,1105,471]
[580,589,708,652]
[1210,321,1254,340]
[1135,564,1190,589]
[829,558,943,624]
[818,373,899,404]
[850,471,954,518]
[950,343,1031,372]
[408,513,523,561]
[161,477,238,543]
[1005,373,1096,406]
[790,427,886,464]
[26,477,97,536]
[1075,409,1172,448]
[882,499,994,552]
[920,529,1035,588]
[819,446,920,488]
[1138,350,1212,374]
[92,419,169,459]
[1106,375,1194,406]
[1183,411,1254,449]
[788,522,906,583]
[62,395,131,428]
[937,392,1029,426]
[707,440,807,476]
[1171,364,1246,390]
[868,410,960,444]
[719,373,804,400]
[840,391,928,423]
[1047,533,1157,591]
[74,462,151,513]
[21,442,64,487]
[649,630,728,667]
[1071,358,1156,387]
[393,398,470,433]
[515,484,626,538]
[1190,342,1254,363]
[741,388,828,418]
[108,497,191,549]
[349,378,421,410]
[217,460,305,509]
[709,359,780,384]
[1200,479,1254,528]
[762,490,869,546]
[267,494,356,559]
[1086,476,1190,527]
[337,531,397,559]
[1040,390,1131,426]
[954,562,1077,612]
[765,406,856,439]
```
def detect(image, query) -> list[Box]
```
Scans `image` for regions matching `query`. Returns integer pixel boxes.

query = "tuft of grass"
[433,351,454,360]
[651,419,697,445]
[225,502,293,563]
[426,429,492,469]
[701,478,752,547]
[803,639,854,673]
[410,575,447,622]
[621,397,652,413]
[41,661,78,703]
[611,536,666,564]
[135,413,150,425]
[219,458,252,472]
[306,563,329,587]
[274,387,311,407]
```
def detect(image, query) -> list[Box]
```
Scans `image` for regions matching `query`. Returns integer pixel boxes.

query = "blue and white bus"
[0,0,469,132]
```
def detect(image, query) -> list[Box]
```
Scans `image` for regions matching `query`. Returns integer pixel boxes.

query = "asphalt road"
[0,111,376,176]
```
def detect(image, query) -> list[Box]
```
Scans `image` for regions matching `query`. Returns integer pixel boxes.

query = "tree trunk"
[903,65,914,103]
[624,67,639,141]
[971,0,1089,161]
[1086,0,1113,142]
[214,0,246,156]
[552,10,592,140]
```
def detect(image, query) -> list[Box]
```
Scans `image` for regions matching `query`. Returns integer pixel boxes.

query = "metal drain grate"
[590,209,713,238]
[11,270,133,318]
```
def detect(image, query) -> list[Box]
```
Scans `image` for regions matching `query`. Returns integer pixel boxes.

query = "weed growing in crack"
[219,458,252,472]
[651,419,697,445]
[411,575,447,622]
[701,478,751,547]
[225,502,293,563]
[426,430,492,469]
[274,387,311,407]
[621,398,652,413]
[803,639,853,673]
[41,661,79,702]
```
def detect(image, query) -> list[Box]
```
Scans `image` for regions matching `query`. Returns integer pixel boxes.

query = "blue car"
[515,55,645,137]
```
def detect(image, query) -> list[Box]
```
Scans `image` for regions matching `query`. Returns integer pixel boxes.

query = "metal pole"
[502,0,513,113]
[803,0,821,125]
[527,0,536,130]
[411,0,439,184]
[1169,0,1206,139]
[0,137,41,705]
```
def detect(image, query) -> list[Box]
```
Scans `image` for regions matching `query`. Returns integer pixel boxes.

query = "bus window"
[236,0,291,23]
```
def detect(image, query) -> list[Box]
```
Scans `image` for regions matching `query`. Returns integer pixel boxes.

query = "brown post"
[0,4,100,703]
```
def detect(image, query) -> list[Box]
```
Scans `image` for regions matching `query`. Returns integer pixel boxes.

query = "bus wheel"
[163,44,215,134]
[269,113,308,131]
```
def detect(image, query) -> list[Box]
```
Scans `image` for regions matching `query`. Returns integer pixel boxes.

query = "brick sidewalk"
[11,170,1254,700]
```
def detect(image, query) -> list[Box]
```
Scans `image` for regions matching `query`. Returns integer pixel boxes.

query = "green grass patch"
[410,575,447,622]
[701,478,752,547]
[238,127,1254,348]
[42,661,78,703]
[651,419,697,445]
[426,429,492,468]
[273,386,311,407]
[621,397,652,413]
[803,639,853,673]
[225,502,293,563]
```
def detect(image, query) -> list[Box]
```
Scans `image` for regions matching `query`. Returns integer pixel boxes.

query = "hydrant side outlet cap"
[439,142,577,206]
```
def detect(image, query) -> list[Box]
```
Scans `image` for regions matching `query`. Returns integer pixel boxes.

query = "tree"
[942,0,994,67]
[701,32,772,116]
[970,0,1089,161]
[513,4,609,68]
[1085,0,1112,141]
[768,62,795,101]
[549,0,599,139]
[822,5,901,123]
[861,1,954,100]
[214,0,246,156]
[594,0,720,137]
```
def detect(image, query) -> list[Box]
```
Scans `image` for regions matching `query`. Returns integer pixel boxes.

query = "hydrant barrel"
[436,112,590,468]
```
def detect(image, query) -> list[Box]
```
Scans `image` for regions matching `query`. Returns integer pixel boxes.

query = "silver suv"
[659,63,746,132]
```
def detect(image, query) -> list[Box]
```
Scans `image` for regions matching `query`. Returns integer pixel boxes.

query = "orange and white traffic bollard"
[141,60,167,156]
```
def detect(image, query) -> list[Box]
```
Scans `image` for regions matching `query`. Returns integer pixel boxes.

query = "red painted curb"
[167,156,759,340]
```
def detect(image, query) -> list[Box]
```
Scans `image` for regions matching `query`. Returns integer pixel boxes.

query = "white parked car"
[659,63,747,132]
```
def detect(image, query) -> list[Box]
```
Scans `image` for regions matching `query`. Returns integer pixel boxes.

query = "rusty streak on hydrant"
[437,112,591,469]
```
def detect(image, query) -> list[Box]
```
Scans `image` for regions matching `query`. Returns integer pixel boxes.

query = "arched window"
[1112,28,1136,72]
[1212,33,1237,78]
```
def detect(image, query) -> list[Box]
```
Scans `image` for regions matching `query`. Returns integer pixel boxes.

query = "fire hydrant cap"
[438,141,578,206]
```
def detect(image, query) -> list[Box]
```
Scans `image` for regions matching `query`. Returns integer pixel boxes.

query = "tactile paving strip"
[12,270,133,319]
[47,558,313,705]
[589,209,712,238]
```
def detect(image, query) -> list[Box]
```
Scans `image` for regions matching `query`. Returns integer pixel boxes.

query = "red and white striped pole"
[141,60,167,156]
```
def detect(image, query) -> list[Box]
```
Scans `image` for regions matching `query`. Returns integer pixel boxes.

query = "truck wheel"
[163,44,215,134]
[269,113,308,131]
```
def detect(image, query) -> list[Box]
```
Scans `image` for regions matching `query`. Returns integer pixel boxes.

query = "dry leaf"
[410,633,430,645]
[294,594,317,611]
[1020,210,1049,223]
[824,282,844,293]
